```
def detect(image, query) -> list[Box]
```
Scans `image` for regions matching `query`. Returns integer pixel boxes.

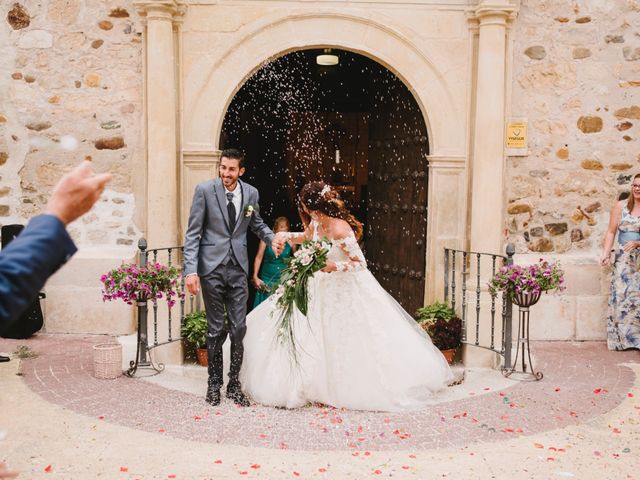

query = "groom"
[184,148,283,406]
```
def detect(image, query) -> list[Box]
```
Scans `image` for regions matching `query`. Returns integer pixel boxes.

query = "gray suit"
[184,178,274,392]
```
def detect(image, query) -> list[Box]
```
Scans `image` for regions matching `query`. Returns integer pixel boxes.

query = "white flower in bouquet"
[300,254,313,266]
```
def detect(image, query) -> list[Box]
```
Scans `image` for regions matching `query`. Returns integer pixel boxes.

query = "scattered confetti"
[44,464,53,473]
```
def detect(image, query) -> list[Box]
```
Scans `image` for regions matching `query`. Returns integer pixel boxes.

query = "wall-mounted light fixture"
[316,48,339,66]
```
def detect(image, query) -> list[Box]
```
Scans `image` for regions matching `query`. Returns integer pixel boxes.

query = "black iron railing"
[444,244,515,369]
[127,238,197,376]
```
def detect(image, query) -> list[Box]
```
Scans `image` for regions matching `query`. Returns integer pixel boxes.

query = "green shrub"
[180,311,207,349]
[415,301,462,351]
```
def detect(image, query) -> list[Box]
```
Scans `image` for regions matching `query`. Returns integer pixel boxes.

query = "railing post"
[502,243,515,369]
[444,248,450,303]
[127,237,149,376]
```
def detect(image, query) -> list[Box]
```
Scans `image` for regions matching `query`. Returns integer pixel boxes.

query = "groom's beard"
[222,178,238,190]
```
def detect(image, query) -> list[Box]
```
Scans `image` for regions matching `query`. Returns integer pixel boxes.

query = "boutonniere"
[244,204,255,218]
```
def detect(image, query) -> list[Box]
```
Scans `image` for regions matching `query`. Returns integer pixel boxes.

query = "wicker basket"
[93,343,122,379]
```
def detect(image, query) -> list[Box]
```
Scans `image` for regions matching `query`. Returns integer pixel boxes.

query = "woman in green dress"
[252,217,294,308]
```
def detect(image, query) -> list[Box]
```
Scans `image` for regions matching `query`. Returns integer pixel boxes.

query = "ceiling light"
[316,48,339,66]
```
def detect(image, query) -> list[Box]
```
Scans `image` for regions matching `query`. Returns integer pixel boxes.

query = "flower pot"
[440,348,456,365]
[512,290,541,308]
[196,348,208,367]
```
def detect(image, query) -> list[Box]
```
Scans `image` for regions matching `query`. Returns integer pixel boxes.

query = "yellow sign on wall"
[506,121,527,149]
[507,122,527,149]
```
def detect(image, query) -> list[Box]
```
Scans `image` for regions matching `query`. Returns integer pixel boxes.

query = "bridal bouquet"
[272,238,332,362]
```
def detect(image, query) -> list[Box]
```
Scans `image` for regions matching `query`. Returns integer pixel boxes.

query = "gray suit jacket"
[183,178,275,277]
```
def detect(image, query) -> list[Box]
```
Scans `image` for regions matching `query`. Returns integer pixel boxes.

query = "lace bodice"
[313,221,367,272]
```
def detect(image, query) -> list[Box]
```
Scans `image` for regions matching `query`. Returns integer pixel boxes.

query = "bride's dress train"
[239,227,454,412]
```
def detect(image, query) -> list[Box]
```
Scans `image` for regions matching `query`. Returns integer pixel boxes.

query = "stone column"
[135,0,186,248]
[181,150,221,233]
[134,1,186,367]
[465,2,517,367]
[425,155,467,303]
[468,1,516,254]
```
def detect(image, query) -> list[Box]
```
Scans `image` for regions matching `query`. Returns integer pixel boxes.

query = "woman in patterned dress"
[600,173,640,350]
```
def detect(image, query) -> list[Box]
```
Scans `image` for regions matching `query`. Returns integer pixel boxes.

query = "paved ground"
[0,334,638,479]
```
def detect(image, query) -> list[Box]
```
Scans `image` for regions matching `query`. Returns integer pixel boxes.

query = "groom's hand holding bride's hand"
[271,233,287,257]
[186,274,200,296]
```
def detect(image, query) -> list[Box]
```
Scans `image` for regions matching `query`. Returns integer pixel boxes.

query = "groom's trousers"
[200,260,248,392]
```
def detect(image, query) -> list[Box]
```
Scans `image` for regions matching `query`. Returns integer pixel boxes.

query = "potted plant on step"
[416,301,462,364]
[181,311,208,366]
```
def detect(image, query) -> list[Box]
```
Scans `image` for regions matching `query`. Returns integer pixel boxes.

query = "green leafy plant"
[180,311,208,349]
[416,301,454,323]
[416,302,462,351]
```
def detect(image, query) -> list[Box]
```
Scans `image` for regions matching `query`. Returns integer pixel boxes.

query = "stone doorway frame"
[135,1,517,306]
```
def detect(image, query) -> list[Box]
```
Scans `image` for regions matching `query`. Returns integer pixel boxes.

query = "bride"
[240,181,453,411]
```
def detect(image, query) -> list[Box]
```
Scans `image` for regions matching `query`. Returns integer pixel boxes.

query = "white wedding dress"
[240,222,454,412]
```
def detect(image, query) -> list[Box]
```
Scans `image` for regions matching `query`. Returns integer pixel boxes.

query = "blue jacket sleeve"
[0,214,77,332]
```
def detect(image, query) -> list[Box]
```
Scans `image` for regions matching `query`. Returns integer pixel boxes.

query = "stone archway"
[179,10,468,302]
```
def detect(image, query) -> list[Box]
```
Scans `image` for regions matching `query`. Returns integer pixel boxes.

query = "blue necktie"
[226,192,236,231]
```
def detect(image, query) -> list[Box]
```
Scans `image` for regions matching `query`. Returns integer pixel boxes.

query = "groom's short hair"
[221,148,245,168]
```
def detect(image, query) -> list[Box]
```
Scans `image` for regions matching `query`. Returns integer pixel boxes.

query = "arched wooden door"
[220,49,429,316]
[365,74,429,317]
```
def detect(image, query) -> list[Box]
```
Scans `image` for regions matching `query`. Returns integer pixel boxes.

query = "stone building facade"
[1,0,638,361]
[508,0,640,341]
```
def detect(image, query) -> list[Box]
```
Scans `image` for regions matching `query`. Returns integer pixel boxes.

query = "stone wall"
[0,0,142,246]
[0,1,144,333]
[508,0,640,340]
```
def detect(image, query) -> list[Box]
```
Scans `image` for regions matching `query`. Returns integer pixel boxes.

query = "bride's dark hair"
[297,181,363,241]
